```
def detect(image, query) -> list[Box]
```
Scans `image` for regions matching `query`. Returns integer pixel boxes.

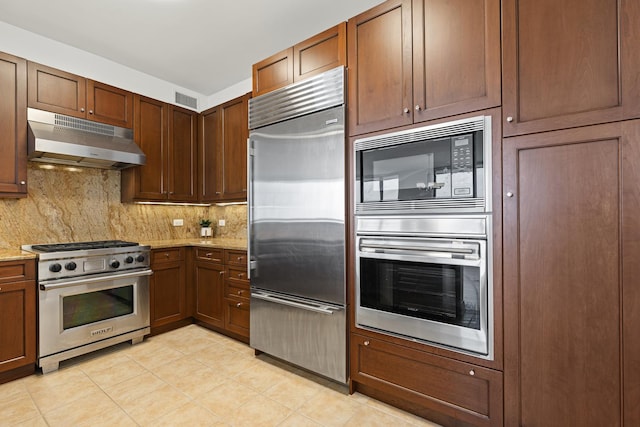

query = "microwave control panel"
[451,134,474,198]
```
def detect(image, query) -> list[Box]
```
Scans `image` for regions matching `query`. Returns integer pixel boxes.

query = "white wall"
[0,21,211,110]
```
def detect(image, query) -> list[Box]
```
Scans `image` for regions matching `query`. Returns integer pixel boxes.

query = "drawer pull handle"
[364,340,370,346]
[219,271,224,276]
[238,273,245,278]
[236,302,242,308]
[237,257,243,261]
[469,370,475,376]
[206,253,212,257]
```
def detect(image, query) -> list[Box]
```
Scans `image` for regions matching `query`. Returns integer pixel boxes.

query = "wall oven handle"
[360,243,475,255]
[251,291,340,315]
[40,269,154,291]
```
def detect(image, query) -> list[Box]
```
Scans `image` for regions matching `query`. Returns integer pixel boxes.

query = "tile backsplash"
[0,164,247,249]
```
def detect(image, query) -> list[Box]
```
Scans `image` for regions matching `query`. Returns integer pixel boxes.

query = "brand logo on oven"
[91,326,113,337]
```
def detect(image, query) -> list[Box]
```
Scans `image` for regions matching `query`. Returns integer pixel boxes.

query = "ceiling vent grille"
[175,92,198,109]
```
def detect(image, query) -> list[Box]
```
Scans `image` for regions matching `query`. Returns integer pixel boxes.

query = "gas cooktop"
[29,240,139,253]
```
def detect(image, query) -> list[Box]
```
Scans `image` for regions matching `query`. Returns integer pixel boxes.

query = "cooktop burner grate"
[31,240,139,253]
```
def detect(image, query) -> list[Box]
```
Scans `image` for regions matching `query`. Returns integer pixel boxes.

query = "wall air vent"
[175,92,198,109]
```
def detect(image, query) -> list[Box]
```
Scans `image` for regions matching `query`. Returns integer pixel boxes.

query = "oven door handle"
[360,243,475,255]
[39,269,154,291]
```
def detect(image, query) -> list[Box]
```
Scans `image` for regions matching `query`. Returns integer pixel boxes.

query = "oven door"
[38,269,152,358]
[356,235,490,357]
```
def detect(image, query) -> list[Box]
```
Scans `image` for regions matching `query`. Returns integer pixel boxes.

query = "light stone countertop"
[140,238,247,251]
[0,249,38,262]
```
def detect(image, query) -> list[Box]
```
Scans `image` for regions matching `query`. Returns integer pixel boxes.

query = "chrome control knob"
[110,260,120,269]
[136,255,145,263]
[124,256,134,264]
[65,262,77,271]
[49,263,62,273]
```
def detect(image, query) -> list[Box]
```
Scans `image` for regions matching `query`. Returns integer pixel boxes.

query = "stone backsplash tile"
[0,164,247,249]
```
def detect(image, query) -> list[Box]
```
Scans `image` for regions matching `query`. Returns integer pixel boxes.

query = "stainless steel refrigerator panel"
[249,106,345,305]
[250,291,347,383]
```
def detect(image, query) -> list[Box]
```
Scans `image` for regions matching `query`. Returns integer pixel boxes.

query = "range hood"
[27,108,146,170]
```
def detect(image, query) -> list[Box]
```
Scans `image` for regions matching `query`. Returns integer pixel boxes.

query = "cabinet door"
[27,62,86,118]
[0,280,36,373]
[503,121,640,426]
[122,95,168,201]
[252,48,293,97]
[150,258,186,328]
[348,0,413,136]
[224,297,249,339]
[502,0,640,136]
[86,80,133,128]
[198,106,222,202]
[412,0,500,123]
[220,94,249,200]
[168,105,197,202]
[293,23,346,82]
[193,260,225,329]
[0,52,27,198]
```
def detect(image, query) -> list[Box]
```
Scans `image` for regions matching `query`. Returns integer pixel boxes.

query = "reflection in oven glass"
[63,286,134,330]
[360,259,480,330]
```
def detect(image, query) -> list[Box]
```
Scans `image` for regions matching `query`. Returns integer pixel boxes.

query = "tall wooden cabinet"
[122,96,197,202]
[503,121,640,426]
[27,62,133,128]
[347,0,501,136]
[0,259,36,383]
[0,52,27,198]
[192,248,225,329]
[502,0,640,136]
[150,248,187,330]
[199,93,250,202]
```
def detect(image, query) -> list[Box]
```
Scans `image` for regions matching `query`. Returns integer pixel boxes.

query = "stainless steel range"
[22,240,152,373]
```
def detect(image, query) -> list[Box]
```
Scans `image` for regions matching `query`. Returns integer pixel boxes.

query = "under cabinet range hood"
[27,108,146,170]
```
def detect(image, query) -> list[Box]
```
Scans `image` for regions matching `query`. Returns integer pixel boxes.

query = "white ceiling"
[0,0,383,97]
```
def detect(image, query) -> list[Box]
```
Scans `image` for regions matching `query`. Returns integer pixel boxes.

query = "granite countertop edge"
[0,250,38,262]
[140,238,248,251]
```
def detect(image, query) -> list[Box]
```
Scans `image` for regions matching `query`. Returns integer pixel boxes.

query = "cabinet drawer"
[225,250,247,267]
[225,297,250,337]
[151,248,184,264]
[194,248,223,263]
[0,259,36,283]
[225,266,248,282]
[351,333,503,426]
[225,275,249,300]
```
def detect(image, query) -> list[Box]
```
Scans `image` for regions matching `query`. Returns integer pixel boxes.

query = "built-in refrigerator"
[248,66,346,383]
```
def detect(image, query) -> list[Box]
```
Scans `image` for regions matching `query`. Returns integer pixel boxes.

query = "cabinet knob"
[506,116,514,122]
[237,256,243,261]
[506,191,514,198]
[219,271,224,276]
[215,192,221,195]
[80,107,85,113]
[237,290,243,296]
[238,273,245,278]
[415,105,422,111]
[20,181,26,185]
[364,340,370,346]
[165,253,170,258]
[403,108,410,114]
[205,252,212,257]
[469,369,475,376]
[89,110,94,115]
[236,302,242,308]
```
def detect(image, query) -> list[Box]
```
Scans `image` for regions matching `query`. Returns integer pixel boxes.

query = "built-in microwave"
[354,116,492,215]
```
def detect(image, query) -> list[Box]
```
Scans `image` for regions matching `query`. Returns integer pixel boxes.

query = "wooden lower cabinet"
[0,259,36,383]
[150,248,187,330]
[193,248,225,329]
[503,120,640,426]
[350,333,503,427]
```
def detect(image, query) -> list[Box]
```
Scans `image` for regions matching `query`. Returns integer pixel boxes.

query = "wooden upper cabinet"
[412,0,501,124]
[0,52,27,198]
[293,22,347,82]
[199,93,250,203]
[348,0,413,136]
[348,0,501,136]
[502,0,640,136]
[86,80,133,128]
[27,62,133,128]
[253,23,348,97]
[502,120,640,426]
[252,48,293,97]
[168,105,198,202]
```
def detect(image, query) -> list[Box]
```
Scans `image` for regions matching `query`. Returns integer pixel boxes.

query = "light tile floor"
[0,325,441,426]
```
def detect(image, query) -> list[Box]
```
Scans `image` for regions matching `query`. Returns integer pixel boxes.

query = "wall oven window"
[63,285,134,330]
[355,115,491,215]
[360,258,481,330]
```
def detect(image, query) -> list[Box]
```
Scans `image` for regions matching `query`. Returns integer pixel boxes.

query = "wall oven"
[356,215,493,357]
[355,115,492,215]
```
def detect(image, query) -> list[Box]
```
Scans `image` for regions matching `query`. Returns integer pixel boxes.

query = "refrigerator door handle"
[247,137,253,280]
[251,291,341,315]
